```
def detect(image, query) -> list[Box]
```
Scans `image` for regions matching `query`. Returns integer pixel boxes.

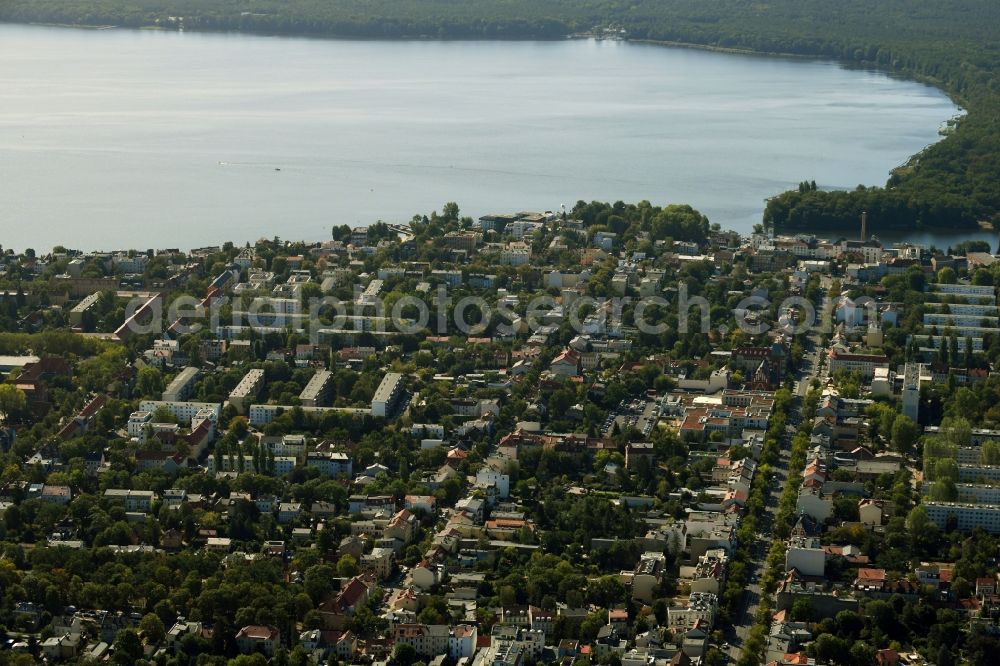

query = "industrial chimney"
[860,210,867,241]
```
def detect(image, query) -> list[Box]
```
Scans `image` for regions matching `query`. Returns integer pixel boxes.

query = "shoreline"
[0,19,981,241]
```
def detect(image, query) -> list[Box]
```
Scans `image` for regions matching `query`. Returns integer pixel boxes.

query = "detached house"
[319,576,374,629]
[550,349,582,377]
[235,625,280,657]
[385,509,418,544]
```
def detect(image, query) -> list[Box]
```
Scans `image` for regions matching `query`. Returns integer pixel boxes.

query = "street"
[722,293,827,662]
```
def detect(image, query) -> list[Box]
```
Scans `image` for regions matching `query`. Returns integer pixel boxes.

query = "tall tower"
[901,362,921,423]
[860,211,867,241]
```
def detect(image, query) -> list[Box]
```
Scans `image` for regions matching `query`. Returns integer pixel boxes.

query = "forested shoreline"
[1,0,997,234]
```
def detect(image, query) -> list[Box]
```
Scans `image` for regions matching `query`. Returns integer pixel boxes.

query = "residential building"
[827,346,889,379]
[632,551,667,603]
[371,372,404,418]
[104,489,156,512]
[229,368,265,414]
[138,401,221,426]
[361,547,395,580]
[667,592,718,631]
[449,624,478,659]
[393,624,450,658]
[924,502,1000,533]
[69,292,101,327]
[235,625,280,656]
[785,537,826,577]
[162,367,200,402]
[475,465,510,499]
[901,362,927,422]
[306,451,353,478]
[29,484,72,505]
[300,370,334,407]
[796,486,833,523]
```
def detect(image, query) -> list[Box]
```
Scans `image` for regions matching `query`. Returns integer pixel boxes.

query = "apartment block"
[924,502,1000,533]
[371,372,404,418]
[299,370,334,407]
[229,368,265,415]
[162,367,200,402]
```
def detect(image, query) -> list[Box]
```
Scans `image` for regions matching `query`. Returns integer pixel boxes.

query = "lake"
[0,24,963,252]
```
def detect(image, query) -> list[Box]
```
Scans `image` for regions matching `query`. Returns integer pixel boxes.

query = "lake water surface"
[0,24,962,251]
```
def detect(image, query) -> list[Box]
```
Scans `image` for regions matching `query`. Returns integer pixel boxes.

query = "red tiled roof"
[856,568,886,581]
[326,577,369,613]
[79,394,108,418]
[237,625,278,641]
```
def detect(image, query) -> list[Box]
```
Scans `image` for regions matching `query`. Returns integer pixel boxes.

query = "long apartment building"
[247,404,370,427]
[909,335,984,352]
[139,400,221,425]
[371,372,404,418]
[925,302,999,316]
[924,425,1000,446]
[69,292,101,326]
[924,502,1000,533]
[677,390,774,438]
[229,368,265,414]
[299,370,333,407]
[162,367,200,402]
[923,313,999,328]
[827,346,889,379]
[930,283,995,302]
[923,483,1000,505]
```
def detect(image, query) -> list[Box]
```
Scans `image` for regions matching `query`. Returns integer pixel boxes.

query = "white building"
[870,366,892,397]
[371,372,404,418]
[262,434,308,457]
[827,347,889,380]
[667,592,718,631]
[127,411,153,439]
[299,370,333,407]
[931,283,995,301]
[924,501,1000,533]
[235,626,280,657]
[306,451,353,478]
[229,368,265,415]
[112,252,148,274]
[449,625,478,659]
[250,297,301,315]
[361,546,395,580]
[247,404,370,426]
[901,362,928,422]
[69,292,101,327]
[924,313,999,328]
[393,625,450,658]
[138,401,222,426]
[475,466,510,499]
[632,551,667,603]
[499,244,531,266]
[104,489,155,512]
[784,537,826,576]
[796,486,833,522]
[162,367,200,402]
[412,423,446,439]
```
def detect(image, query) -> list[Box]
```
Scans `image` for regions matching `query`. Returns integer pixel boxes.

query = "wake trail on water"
[217,157,643,187]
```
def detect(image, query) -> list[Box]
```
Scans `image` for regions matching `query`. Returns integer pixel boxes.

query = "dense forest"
[1,0,998,233]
